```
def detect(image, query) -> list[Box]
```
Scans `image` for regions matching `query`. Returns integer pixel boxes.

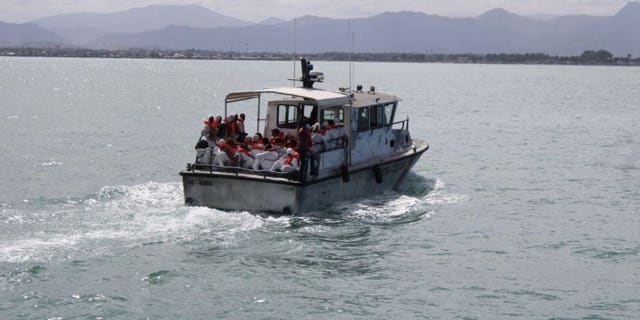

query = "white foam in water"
[352,194,421,218]
[339,177,469,223]
[1,235,81,263]
[331,191,426,224]
[40,160,63,166]
[0,182,268,263]
[423,178,471,206]
[0,178,470,262]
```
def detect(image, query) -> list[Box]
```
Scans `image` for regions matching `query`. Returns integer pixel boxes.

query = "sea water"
[0,57,638,319]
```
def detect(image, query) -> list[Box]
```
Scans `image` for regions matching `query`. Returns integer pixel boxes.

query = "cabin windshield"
[351,102,397,132]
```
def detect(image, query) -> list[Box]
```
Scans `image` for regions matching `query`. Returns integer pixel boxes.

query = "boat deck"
[181,140,429,186]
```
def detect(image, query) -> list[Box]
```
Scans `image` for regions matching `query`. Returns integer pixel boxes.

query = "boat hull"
[180,141,428,214]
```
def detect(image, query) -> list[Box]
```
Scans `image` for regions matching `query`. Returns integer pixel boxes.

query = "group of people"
[195,114,345,175]
[201,114,247,143]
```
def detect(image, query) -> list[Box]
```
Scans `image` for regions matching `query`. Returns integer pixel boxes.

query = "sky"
[0,0,633,23]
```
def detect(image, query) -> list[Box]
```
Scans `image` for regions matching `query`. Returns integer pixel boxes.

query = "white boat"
[180,58,429,214]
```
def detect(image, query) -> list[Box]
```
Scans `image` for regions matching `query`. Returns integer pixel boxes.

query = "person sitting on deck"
[249,134,265,157]
[236,143,255,169]
[216,138,240,167]
[252,144,279,171]
[270,148,300,173]
[195,138,213,165]
[272,137,286,149]
[270,128,286,145]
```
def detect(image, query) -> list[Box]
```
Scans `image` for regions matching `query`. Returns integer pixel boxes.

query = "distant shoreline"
[2,47,639,66]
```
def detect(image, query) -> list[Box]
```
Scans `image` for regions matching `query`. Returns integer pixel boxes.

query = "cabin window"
[356,107,370,131]
[320,108,344,124]
[371,104,384,129]
[384,103,396,126]
[277,104,298,129]
[277,104,317,128]
[299,104,318,126]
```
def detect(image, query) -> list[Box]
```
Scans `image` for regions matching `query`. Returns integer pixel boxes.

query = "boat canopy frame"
[224,86,352,134]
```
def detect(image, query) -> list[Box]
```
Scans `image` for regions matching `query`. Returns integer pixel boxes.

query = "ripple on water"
[142,270,176,285]
[573,242,640,262]
[0,265,47,287]
[495,289,561,301]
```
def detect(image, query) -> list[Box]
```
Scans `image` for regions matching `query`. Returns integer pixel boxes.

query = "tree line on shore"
[1,47,638,66]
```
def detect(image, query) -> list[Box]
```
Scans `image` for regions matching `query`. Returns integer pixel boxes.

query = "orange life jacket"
[217,141,236,156]
[205,119,220,129]
[236,146,252,157]
[225,120,236,138]
[284,151,301,166]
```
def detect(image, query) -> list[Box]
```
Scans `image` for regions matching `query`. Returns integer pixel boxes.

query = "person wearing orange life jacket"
[270,148,300,173]
[230,114,242,141]
[216,138,240,167]
[269,128,286,145]
[282,148,301,173]
[201,115,219,146]
[203,115,215,130]
[224,115,237,140]
[249,134,265,157]
[236,143,255,169]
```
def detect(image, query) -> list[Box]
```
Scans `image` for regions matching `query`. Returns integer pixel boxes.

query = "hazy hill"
[0,21,69,47]
[259,17,286,25]
[32,4,252,45]
[85,2,640,56]
[595,2,640,56]
[1,2,638,56]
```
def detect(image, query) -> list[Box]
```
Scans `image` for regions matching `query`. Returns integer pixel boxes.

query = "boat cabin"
[221,84,412,180]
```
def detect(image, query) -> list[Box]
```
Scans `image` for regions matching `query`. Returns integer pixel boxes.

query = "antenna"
[351,30,355,93]
[292,18,297,86]
[348,20,352,92]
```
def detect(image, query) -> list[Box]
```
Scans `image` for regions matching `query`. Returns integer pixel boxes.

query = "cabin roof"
[350,91,399,107]
[226,87,351,107]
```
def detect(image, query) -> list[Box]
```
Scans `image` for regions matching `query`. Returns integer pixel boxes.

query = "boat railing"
[187,163,300,181]
[389,117,412,148]
[390,116,409,131]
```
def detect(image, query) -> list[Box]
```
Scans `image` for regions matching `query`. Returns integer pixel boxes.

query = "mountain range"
[1,2,639,56]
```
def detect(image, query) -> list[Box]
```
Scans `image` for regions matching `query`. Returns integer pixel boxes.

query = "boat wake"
[0,182,269,263]
[323,173,469,225]
[0,174,468,263]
